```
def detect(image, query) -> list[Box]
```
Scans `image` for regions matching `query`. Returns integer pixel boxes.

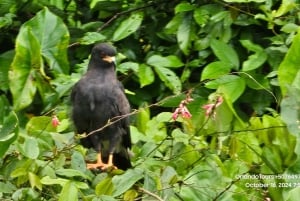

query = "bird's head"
[91,43,117,66]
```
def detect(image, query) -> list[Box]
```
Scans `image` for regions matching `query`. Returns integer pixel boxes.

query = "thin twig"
[97,3,154,32]
[138,187,165,201]
[213,179,237,201]
[68,2,155,48]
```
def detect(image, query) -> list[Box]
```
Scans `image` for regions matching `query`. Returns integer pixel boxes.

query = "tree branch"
[138,187,165,201]
[97,3,154,32]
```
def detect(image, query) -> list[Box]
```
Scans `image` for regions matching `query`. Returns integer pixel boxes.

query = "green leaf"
[136,103,150,133]
[41,176,69,186]
[281,23,299,33]
[201,61,232,80]
[224,0,264,2]
[177,14,192,55]
[147,55,184,68]
[20,137,39,159]
[0,50,14,91]
[80,32,106,45]
[193,7,210,26]
[0,112,18,157]
[41,176,88,190]
[0,182,16,193]
[22,7,69,74]
[240,40,267,71]
[175,2,195,13]
[95,177,114,196]
[205,75,246,102]
[164,14,182,34]
[117,62,139,74]
[113,12,143,41]
[26,116,54,134]
[9,7,69,110]
[278,29,300,96]
[9,30,39,110]
[242,52,267,71]
[138,64,155,87]
[28,172,42,190]
[0,13,15,28]
[71,151,86,172]
[286,187,300,201]
[280,87,300,135]
[154,67,182,94]
[56,169,89,179]
[59,181,78,201]
[172,129,189,145]
[210,39,239,69]
[124,189,138,201]
[272,0,297,18]
[112,168,144,197]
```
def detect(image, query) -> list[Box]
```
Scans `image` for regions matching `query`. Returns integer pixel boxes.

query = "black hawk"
[71,43,131,170]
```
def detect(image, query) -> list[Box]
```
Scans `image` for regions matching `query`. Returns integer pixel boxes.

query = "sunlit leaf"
[0,182,16,193]
[9,7,69,110]
[21,137,39,159]
[201,61,231,80]
[138,64,155,87]
[136,102,150,133]
[272,0,297,17]
[147,55,183,68]
[278,29,300,96]
[71,151,86,172]
[113,12,143,41]
[56,169,89,179]
[26,116,54,134]
[205,75,246,102]
[154,66,182,94]
[112,168,144,197]
[193,7,209,26]
[240,40,267,71]
[80,32,106,45]
[117,62,139,73]
[280,87,300,135]
[59,181,78,201]
[175,2,195,13]
[95,177,114,196]
[28,172,42,190]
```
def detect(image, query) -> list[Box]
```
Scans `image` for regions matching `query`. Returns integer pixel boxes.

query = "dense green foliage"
[1,0,300,200]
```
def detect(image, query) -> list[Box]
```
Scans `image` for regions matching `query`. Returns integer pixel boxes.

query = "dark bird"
[71,43,131,170]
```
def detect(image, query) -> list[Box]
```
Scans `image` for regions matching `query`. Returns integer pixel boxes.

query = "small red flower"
[181,106,192,118]
[202,96,223,118]
[172,92,193,121]
[51,115,60,128]
[202,103,215,117]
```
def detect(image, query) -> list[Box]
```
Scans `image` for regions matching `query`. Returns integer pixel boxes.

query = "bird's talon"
[87,163,117,171]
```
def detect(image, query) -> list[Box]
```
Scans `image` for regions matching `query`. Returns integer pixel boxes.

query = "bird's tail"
[112,152,132,170]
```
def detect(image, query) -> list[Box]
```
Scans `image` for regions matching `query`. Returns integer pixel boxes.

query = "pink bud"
[181,106,192,118]
[51,115,60,128]
[172,108,180,120]
[202,104,214,116]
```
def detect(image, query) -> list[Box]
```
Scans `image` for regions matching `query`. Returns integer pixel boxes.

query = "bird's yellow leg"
[87,153,117,170]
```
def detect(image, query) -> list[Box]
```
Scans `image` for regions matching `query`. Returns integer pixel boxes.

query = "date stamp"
[236,174,300,188]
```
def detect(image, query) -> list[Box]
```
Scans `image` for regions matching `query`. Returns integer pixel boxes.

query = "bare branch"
[138,187,165,201]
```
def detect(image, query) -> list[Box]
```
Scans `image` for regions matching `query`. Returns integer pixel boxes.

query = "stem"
[138,187,164,201]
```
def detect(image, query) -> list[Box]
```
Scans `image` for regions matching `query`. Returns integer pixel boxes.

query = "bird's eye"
[100,53,105,58]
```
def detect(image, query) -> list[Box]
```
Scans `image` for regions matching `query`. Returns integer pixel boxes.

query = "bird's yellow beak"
[102,56,116,63]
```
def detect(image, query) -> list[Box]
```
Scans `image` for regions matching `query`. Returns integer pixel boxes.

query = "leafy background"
[1,0,300,200]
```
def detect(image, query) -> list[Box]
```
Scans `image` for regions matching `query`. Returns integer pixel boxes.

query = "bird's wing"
[114,81,131,149]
